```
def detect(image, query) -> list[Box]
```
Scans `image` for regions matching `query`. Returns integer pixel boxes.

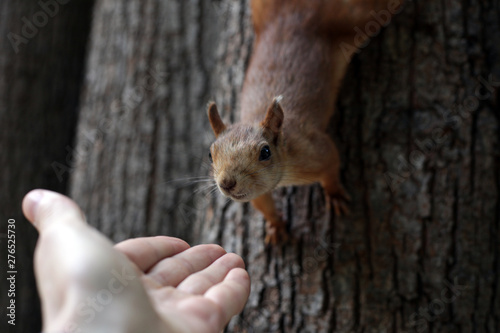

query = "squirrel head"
[207,96,285,202]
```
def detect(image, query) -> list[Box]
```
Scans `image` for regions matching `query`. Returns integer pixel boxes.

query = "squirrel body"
[208,0,400,244]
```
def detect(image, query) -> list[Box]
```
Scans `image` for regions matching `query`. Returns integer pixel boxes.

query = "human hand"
[22,189,250,333]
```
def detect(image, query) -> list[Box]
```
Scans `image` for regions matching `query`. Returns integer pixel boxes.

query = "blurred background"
[1,0,499,332]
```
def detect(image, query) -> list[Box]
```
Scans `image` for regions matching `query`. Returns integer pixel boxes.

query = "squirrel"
[207,0,402,245]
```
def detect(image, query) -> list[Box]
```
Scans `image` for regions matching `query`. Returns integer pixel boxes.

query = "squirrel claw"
[265,221,288,245]
[327,187,351,216]
[331,197,350,216]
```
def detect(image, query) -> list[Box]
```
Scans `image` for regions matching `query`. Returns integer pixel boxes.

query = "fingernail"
[23,189,45,223]
[29,189,44,204]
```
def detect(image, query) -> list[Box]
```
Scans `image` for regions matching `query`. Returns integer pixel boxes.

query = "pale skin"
[22,189,250,333]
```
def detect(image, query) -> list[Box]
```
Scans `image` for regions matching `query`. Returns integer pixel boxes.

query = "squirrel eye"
[259,145,271,161]
[209,152,213,163]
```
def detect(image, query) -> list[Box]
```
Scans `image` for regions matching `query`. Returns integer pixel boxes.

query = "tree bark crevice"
[3,0,495,332]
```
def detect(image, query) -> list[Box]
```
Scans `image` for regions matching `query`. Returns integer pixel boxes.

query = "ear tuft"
[207,102,227,138]
[261,96,284,135]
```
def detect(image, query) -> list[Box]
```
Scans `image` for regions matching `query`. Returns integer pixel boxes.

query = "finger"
[22,189,86,232]
[147,244,226,287]
[115,236,190,272]
[204,268,250,328]
[177,253,245,294]
[21,191,135,327]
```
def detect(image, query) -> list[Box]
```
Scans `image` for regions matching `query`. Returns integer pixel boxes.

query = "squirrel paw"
[327,186,351,216]
[265,220,288,246]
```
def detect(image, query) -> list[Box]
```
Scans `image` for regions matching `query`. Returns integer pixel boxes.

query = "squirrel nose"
[219,178,237,192]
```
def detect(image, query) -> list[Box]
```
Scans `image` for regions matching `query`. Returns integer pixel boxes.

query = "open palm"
[22,190,250,333]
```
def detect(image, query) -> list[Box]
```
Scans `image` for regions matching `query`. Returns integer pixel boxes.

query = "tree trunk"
[0,1,94,332]
[70,0,223,242]
[195,0,500,332]
[71,0,500,332]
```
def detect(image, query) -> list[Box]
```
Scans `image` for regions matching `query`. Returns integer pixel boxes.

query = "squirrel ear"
[261,95,284,135]
[207,102,227,138]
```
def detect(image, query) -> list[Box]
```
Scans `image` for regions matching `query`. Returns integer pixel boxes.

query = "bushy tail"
[251,0,403,37]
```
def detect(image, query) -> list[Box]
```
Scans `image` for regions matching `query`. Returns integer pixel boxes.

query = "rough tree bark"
[195,0,500,332]
[70,0,222,241]
[70,0,499,332]
[0,1,94,332]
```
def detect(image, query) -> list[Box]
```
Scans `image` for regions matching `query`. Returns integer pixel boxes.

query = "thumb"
[22,189,86,232]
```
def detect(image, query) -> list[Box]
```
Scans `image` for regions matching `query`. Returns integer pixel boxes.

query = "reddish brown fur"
[208,0,400,245]
[251,0,400,37]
